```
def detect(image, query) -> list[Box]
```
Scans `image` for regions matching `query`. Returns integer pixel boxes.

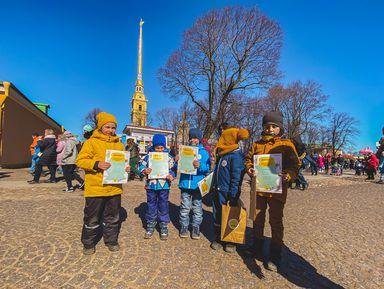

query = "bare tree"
[239,97,266,152]
[318,125,330,146]
[328,112,359,156]
[302,124,320,146]
[84,108,102,128]
[158,6,283,138]
[156,107,178,131]
[264,81,329,138]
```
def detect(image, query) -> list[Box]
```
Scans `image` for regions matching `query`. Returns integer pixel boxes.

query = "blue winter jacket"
[179,144,211,190]
[139,148,177,190]
[211,148,244,198]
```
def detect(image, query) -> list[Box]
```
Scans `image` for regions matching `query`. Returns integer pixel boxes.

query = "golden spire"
[136,19,144,87]
[131,19,147,127]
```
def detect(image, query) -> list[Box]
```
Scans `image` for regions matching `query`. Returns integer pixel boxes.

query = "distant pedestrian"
[29,132,39,174]
[28,129,57,184]
[378,151,384,183]
[56,133,66,174]
[61,131,84,192]
[366,152,379,180]
[76,112,130,255]
[310,153,318,175]
[290,136,309,190]
[82,124,94,140]
[318,154,325,173]
[336,154,345,175]
[125,138,142,181]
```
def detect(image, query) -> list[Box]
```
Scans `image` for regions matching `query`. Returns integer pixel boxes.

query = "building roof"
[124,124,174,134]
[1,81,62,129]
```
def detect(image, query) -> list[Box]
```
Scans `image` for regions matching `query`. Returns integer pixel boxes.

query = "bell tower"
[131,19,147,126]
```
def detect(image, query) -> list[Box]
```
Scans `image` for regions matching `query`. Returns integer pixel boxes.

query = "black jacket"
[37,135,57,165]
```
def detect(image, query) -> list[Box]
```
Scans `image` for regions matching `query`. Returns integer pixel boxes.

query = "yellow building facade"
[0,81,62,168]
[131,19,147,127]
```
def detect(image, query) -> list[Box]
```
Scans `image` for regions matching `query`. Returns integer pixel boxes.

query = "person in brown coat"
[245,111,300,271]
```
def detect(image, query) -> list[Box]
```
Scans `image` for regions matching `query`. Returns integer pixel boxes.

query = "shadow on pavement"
[134,202,147,229]
[200,208,214,241]
[236,227,265,280]
[238,234,345,288]
[280,245,345,288]
[0,171,12,178]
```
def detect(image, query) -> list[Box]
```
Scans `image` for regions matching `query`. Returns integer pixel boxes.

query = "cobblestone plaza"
[0,169,383,288]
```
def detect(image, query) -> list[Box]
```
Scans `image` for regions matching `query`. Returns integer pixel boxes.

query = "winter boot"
[192,226,200,240]
[179,226,189,238]
[144,221,157,239]
[267,242,282,272]
[210,226,222,250]
[191,226,200,240]
[83,246,96,255]
[159,222,169,240]
[106,243,120,252]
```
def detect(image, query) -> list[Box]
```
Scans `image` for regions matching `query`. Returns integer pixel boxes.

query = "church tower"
[131,19,147,127]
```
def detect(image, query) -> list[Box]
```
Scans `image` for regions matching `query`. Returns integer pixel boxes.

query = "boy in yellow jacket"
[76,112,130,255]
[245,111,299,271]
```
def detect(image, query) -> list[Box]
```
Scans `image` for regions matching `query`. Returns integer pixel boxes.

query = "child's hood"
[216,128,249,156]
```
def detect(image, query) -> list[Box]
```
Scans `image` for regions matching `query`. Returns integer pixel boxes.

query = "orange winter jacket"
[30,136,38,156]
[245,137,300,203]
[76,130,125,198]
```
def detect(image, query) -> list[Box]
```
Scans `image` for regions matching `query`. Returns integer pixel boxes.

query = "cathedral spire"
[136,19,144,87]
[131,19,147,127]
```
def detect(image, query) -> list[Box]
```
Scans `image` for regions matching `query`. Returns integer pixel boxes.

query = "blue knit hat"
[152,134,166,148]
[189,128,203,141]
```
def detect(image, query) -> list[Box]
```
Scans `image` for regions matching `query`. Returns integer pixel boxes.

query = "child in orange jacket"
[245,111,299,271]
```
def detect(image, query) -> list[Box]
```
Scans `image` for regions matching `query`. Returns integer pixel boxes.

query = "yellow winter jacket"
[76,130,125,197]
[245,136,300,203]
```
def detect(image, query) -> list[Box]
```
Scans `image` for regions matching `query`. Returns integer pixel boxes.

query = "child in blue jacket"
[210,127,249,253]
[140,134,176,240]
[178,128,211,239]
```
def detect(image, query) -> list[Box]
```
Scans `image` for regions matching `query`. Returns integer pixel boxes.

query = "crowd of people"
[288,142,384,187]
[28,129,84,192]
[26,110,383,273]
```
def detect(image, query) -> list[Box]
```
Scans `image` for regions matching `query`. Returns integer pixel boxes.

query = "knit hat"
[152,134,166,148]
[96,112,117,129]
[262,111,283,127]
[83,124,93,132]
[63,130,73,137]
[189,128,203,141]
[216,128,249,156]
[262,111,284,135]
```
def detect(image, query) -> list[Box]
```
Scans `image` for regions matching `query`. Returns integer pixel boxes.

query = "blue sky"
[1,0,383,150]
